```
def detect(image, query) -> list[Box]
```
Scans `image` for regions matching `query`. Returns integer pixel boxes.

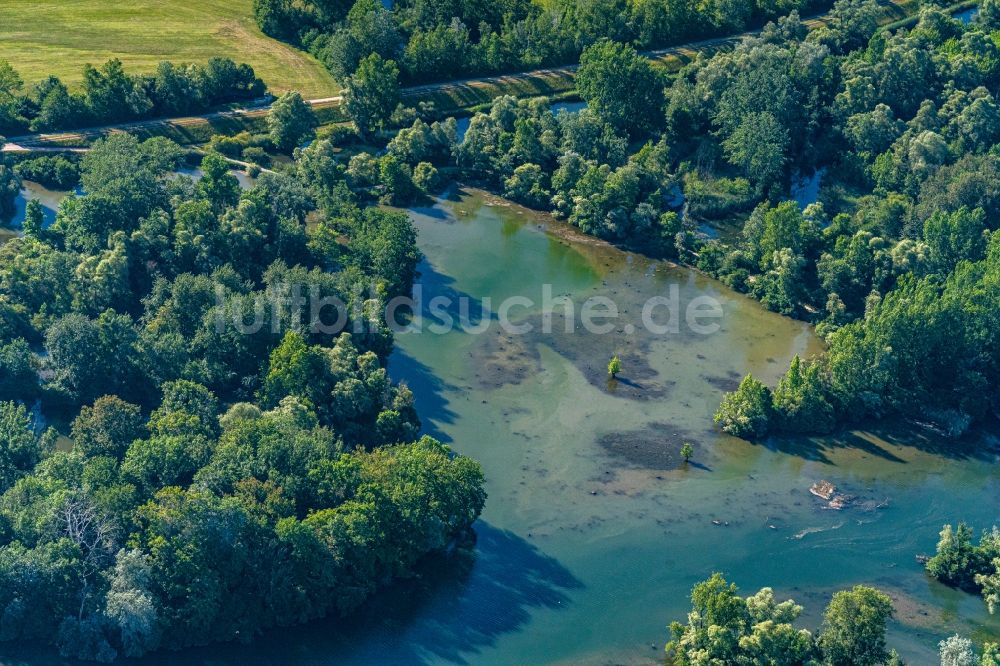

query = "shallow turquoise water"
[375,190,1000,665]
[3,187,997,666]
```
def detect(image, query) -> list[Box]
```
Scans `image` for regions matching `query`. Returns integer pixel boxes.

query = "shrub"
[13,156,80,190]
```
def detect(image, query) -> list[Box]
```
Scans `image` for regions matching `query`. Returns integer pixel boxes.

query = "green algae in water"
[388,189,1000,665]
[8,188,995,666]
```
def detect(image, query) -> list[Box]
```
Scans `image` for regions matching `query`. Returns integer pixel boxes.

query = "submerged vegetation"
[322,0,1000,439]
[0,0,998,662]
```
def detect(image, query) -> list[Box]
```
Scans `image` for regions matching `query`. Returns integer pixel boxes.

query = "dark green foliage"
[446,95,683,251]
[0,401,49,493]
[71,396,145,460]
[387,117,457,165]
[504,163,549,208]
[260,0,815,88]
[0,62,25,133]
[254,0,312,40]
[343,208,422,300]
[259,331,418,446]
[0,415,483,659]
[0,339,38,402]
[412,161,439,192]
[1,57,264,133]
[241,146,271,167]
[575,40,665,138]
[197,152,241,211]
[818,586,895,666]
[343,54,400,136]
[923,207,987,273]
[267,91,318,152]
[44,311,148,405]
[714,374,773,439]
[0,158,19,221]
[0,105,483,663]
[378,155,419,205]
[772,356,835,433]
[308,0,400,80]
[13,155,80,190]
[689,9,1000,435]
[926,523,1000,595]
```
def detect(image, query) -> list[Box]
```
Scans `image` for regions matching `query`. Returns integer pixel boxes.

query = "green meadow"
[0,0,339,99]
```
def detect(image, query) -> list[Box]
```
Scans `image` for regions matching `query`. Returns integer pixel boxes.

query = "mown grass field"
[0,0,339,98]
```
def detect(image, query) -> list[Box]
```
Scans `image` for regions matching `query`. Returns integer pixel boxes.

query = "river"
[382,189,998,664]
[1,187,997,665]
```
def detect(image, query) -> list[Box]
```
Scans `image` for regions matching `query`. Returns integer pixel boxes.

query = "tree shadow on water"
[384,523,585,664]
[0,525,581,666]
[762,431,905,465]
[134,522,584,666]
[389,346,458,444]
[409,202,451,221]
[758,418,999,465]
[387,258,482,445]
[608,376,644,391]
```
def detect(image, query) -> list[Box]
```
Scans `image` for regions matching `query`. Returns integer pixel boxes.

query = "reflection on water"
[550,100,587,115]
[3,188,998,665]
[455,100,588,143]
[954,6,979,23]
[791,168,825,209]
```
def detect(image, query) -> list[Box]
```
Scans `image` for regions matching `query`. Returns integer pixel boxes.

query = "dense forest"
[703,2,1000,439]
[0,134,485,660]
[0,57,265,133]
[327,0,1000,439]
[253,0,829,85]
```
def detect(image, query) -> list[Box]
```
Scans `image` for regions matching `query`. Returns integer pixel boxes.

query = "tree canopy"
[666,574,897,666]
[0,57,264,134]
[0,128,484,662]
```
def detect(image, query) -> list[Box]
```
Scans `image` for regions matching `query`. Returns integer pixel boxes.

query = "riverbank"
[1,184,997,666]
[283,188,1000,665]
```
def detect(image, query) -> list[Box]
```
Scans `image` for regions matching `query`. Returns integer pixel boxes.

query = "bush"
[316,123,359,146]
[207,133,249,159]
[412,161,439,193]
[714,374,774,439]
[682,172,756,219]
[241,146,271,167]
[926,524,997,593]
[13,155,80,190]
